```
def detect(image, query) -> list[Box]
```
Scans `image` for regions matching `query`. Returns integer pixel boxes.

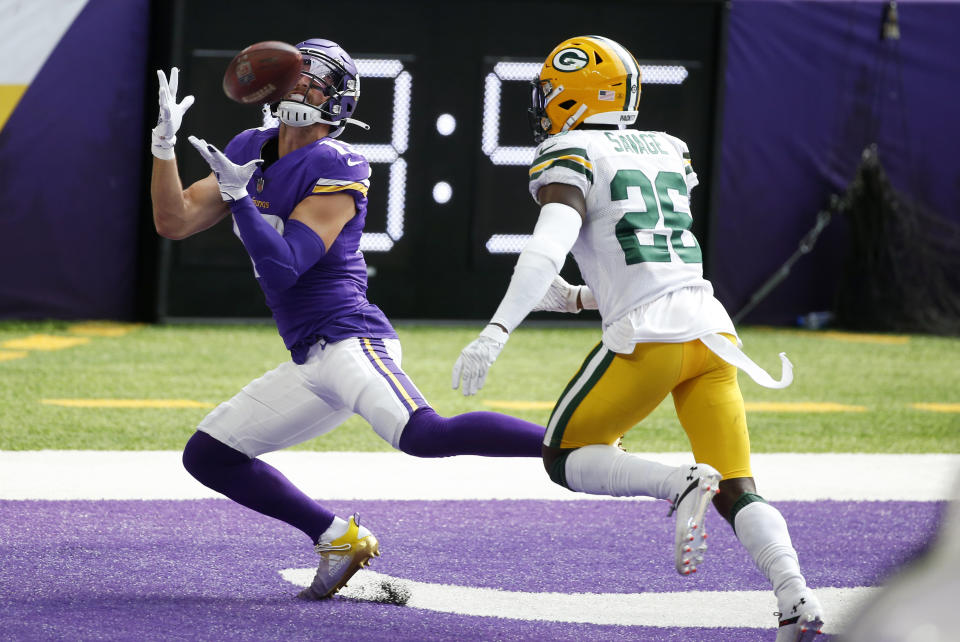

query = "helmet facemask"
[528,78,551,144]
[275,40,369,137]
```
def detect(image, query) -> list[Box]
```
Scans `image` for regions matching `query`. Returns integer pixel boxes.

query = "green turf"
[0,320,956,452]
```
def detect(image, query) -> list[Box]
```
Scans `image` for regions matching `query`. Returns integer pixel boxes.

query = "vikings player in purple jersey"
[149,39,544,600]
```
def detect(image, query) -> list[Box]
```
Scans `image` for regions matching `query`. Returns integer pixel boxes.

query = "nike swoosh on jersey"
[346,158,365,166]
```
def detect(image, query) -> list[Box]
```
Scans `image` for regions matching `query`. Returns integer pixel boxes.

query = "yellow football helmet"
[529,35,641,143]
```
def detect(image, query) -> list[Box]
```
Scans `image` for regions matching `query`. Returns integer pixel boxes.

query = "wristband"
[151,131,175,160]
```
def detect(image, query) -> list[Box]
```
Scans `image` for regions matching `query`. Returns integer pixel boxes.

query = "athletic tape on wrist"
[151,137,175,160]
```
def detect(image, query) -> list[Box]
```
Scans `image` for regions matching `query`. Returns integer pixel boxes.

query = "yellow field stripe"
[912,403,960,413]
[0,350,28,362]
[41,399,214,409]
[67,322,144,337]
[2,335,90,350]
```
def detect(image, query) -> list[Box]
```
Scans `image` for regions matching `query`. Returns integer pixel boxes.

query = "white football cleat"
[668,463,721,575]
[298,514,380,600]
[776,591,825,641]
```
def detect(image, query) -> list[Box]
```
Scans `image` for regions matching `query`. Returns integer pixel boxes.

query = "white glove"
[152,68,195,160]
[188,136,261,202]
[532,274,598,313]
[452,324,508,396]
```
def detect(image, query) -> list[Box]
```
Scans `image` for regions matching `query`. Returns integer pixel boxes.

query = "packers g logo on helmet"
[552,47,589,72]
[528,35,641,143]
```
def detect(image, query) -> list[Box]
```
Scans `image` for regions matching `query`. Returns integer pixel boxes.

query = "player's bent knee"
[182,430,248,482]
[397,407,448,457]
[542,445,575,489]
[182,431,208,478]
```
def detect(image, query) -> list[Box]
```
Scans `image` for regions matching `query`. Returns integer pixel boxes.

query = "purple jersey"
[224,126,396,364]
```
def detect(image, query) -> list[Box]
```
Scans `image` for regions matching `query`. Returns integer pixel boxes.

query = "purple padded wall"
[0,0,149,320]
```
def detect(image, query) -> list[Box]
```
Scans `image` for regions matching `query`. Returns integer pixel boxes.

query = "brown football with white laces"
[222,41,302,105]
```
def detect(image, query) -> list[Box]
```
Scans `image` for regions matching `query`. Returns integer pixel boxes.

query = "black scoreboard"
[151,0,724,320]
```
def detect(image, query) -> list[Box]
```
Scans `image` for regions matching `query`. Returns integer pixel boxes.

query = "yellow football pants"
[543,336,752,480]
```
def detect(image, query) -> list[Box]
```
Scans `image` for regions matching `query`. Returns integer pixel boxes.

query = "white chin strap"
[276,100,370,138]
[277,100,324,128]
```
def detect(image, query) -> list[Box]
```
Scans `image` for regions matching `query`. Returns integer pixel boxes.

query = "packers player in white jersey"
[453,35,824,641]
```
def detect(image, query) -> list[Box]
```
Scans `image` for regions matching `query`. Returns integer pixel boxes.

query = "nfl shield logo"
[256,177,265,193]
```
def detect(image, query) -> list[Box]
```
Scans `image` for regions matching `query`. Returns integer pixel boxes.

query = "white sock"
[734,501,806,608]
[564,444,677,499]
[318,516,349,543]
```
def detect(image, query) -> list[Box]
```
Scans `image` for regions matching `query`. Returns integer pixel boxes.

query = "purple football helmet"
[276,38,368,137]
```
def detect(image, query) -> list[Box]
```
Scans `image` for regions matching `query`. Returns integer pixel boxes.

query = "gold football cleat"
[298,514,380,600]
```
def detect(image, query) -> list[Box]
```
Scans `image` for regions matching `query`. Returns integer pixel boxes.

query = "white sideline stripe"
[1,451,957,501]
[281,568,873,633]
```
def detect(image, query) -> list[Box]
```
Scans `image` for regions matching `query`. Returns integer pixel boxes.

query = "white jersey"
[528,129,736,353]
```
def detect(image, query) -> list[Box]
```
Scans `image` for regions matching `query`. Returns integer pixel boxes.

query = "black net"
[835,146,960,335]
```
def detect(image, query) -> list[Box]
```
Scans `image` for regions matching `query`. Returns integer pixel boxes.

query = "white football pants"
[198,337,427,457]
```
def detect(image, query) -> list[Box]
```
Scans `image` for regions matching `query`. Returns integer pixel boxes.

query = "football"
[222,41,302,105]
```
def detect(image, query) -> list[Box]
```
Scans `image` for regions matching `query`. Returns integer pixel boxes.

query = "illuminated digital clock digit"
[354,58,412,252]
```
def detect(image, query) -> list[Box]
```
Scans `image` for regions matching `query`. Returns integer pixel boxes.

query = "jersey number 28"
[611,169,702,265]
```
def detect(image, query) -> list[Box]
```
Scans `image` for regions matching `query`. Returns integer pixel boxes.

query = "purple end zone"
[0,499,942,641]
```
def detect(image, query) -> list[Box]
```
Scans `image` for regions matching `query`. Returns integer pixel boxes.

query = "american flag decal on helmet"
[598,90,616,101]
